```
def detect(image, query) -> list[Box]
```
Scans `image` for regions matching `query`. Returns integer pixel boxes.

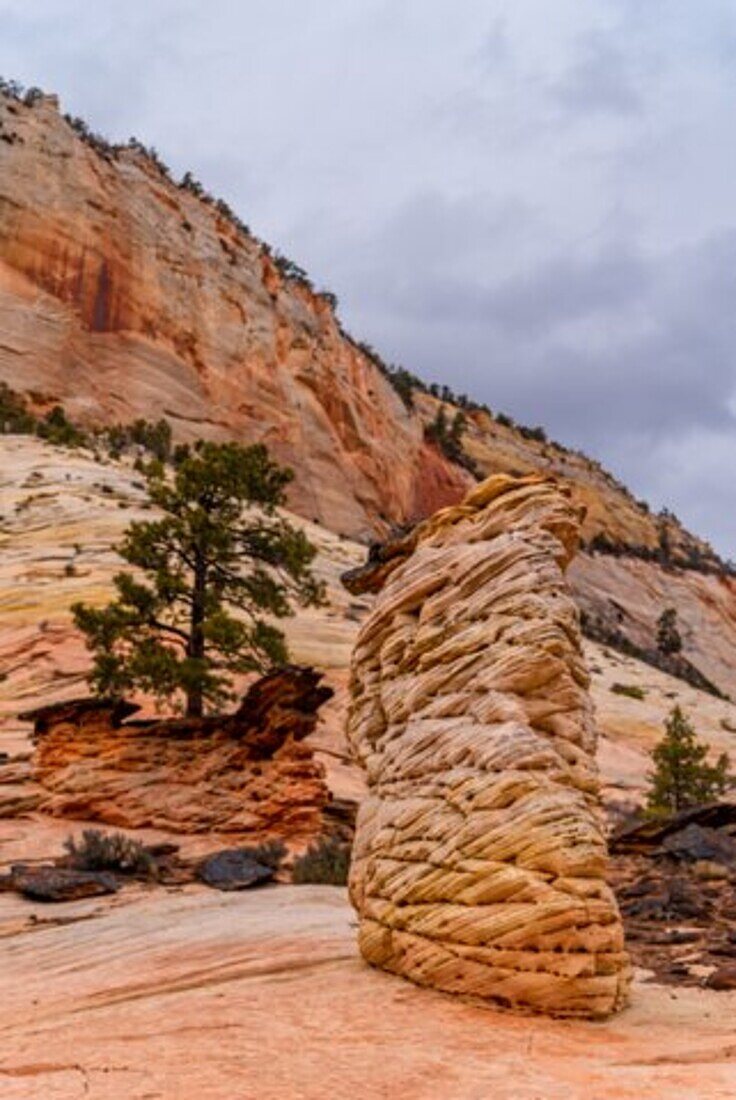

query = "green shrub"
[610,682,647,700]
[0,382,36,433]
[292,835,351,885]
[64,829,157,878]
[245,840,287,870]
[36,405,88,447]
[424,406,479,476]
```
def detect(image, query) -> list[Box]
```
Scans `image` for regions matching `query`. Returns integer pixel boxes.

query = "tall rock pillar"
[345,474,630,1017]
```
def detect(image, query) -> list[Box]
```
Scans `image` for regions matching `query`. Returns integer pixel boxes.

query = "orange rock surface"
[23,669,332,839]
[0,877,734,1100]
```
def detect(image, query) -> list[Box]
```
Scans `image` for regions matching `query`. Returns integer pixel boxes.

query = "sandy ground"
[0,883,734,1100]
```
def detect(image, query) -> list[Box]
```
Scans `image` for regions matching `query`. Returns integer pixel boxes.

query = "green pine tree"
[449,410,467,446]
[73,441,325,717]
[656,607,682,656]
[645,705,732,816]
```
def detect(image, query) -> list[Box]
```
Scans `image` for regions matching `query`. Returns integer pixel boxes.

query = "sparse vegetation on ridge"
[0,382,175,465]
[424,405,479,475]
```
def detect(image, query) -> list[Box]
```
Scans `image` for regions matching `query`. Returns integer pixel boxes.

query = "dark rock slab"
[618,874,712,921]
[231,666,333,757]
[662,824,736,867]
[10,864,119,902]
[196,849,275,891]
[611,803,736,854]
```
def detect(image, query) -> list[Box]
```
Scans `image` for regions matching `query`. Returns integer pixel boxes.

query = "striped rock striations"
[346,474,631,1018]
[21,668,332,839]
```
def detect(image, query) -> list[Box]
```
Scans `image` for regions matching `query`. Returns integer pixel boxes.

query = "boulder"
[196,850,275,891]
[705,964,736,991]
[9,864,118,902]
[611,803,736,854]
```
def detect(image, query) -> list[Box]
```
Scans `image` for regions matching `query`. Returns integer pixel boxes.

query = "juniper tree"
[73,441,324,717]
[645,705,732,816]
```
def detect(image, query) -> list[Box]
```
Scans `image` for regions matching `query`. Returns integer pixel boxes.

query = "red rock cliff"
[0,92,469,538]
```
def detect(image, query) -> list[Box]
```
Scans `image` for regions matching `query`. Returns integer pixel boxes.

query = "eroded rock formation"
[346,474,631,1017]
[21,667,332,838]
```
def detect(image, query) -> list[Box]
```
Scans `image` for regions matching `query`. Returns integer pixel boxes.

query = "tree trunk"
[186,556,207,718]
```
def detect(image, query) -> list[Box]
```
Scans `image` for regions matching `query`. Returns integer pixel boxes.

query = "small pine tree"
[73,441,324,717]
[645,706,732,816]
[424,405,448,445]
[657,607,682,655]
[449,410,466,446]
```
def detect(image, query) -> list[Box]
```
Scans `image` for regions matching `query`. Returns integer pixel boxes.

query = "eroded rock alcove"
[344,474,631,1018]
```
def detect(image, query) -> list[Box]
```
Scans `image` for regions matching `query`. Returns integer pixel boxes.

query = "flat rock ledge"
[345,474,631,1018]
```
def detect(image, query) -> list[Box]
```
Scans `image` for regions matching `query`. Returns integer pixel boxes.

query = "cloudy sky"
[3,1,736,555]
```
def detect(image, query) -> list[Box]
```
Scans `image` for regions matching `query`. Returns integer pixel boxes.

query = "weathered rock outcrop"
[346,474,631,1017]
[21,668,332,838]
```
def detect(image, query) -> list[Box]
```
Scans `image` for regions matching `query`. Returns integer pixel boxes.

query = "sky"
[3,0,736,555]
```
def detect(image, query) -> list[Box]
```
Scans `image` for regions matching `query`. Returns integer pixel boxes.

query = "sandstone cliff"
[0,90,723,552]
[347,475,631,1017]
[2,88,736,698]
[0,91,469,539]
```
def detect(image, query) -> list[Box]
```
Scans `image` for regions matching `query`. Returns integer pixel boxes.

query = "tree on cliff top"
[645,705,732,816]
[73,441,325,717]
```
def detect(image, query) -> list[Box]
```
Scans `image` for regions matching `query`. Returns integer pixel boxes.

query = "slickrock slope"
[21,668,331,838]
[570,551,736,703]
[347,474,631,1018]
[2,881,735,1100]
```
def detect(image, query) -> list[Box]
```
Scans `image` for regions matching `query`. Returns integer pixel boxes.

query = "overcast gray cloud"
[3,0,736,555]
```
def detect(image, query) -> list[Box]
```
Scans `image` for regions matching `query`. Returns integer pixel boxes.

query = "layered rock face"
[2,91,734,698]
[22,668,332,838]
[347,475,631,1017]
[0,93,468,538]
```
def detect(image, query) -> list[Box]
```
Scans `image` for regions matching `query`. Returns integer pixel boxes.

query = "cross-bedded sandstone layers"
[21,667,332,838]
[346,474,631,1018]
